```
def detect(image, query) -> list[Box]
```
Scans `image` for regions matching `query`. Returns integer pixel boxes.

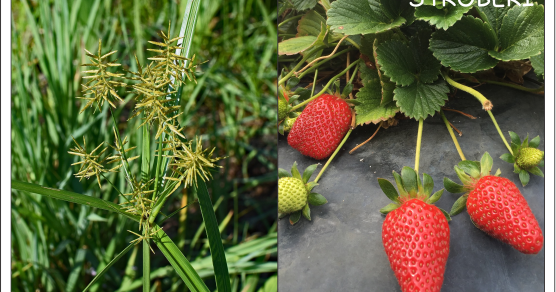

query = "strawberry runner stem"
[440,109,466,161]
[290,59,361,112]
[278,44,327,86]
[314,128,353,184]
[415,118,424,173]
[443,73,513,155]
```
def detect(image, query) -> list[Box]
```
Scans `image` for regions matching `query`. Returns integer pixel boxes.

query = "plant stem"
[444,73,513,155]
[278,15,303,28]
[152,134,164,200]
[415,119,424,173]
[314,128,353,183]
[143,239,150,292]
[297,48,354,80]
[487,110,513,154]
[344,36,360,50]
[444,73,492,110]
[440,110,466,161]
[478,79,544,94]
[311,69,318,97]
[291,59,360,112]
[278,45,326,86]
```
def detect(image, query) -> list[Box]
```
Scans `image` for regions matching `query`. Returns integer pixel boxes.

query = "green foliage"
[354,65,399,125]
[11,0,278,291]
[414,4,472,30]
[327,0,414,35]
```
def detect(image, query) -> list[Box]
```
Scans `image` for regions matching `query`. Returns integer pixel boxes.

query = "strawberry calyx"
[278,161,328,225]
[378,166,450,222]
[443,152,502,216]
[500,132,544,187]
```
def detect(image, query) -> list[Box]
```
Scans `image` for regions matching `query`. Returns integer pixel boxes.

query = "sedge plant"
[12,2,232,292]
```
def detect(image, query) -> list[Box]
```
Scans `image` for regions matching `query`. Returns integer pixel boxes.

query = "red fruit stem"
[444,73,513,155]
[440,109,466,161]
[290,59,361,112]
[314,128,353,184]
[415,118,424,173]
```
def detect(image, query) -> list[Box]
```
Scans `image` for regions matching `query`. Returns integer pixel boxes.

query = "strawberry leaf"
[500,153,515,164]
[372,31,403,105]
[475,2,514,39]
[278,168,292,178]
[530,50,544,79]
[327,0,413,35]
[306,182,318,192]
[302,204,311,221]
[291,161,302,180]
[393,79,449,120]
[378,178,399,202]
[297,10,326,37]
[509,131,521,146]
[457,160,481,179]
[488,4,544,61]
[440,208,452,222]
[380,203,399,214]
[519,169,530,187]
[415,4,472,30]
[443,177,466,193]
[392,171,408,197]
[449,194,468,216]
[422,173,434,197]
[401,167,418,195]
[278,36,318,55]
[354,65,399,125]
[454,165,474,186]
[528,166,544,177]
[426,189,444,204]
[290,0,318,11]
[376,31,441,86]
[302,164,319,184]
[480,152,494,177]
[529,135,541,149]
[430,15,498,73]
[289,211,302,225]
[308,193,328,206]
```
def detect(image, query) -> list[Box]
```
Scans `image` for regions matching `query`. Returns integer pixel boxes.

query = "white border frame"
[543,1,555,291]
[1,1,12,291]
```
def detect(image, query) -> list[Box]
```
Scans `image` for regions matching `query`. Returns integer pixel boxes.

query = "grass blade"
[195,178,231,292]
[83,243,135,292]
[153,227,210,292]
[11,180,140,222]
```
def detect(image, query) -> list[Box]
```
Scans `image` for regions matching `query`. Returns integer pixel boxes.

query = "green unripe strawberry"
[278,98,288,121]
[278,177,308,214]
[278,162,327,224]
[516,147,544,169]
[500,132,544,186]
[284,116,297,132]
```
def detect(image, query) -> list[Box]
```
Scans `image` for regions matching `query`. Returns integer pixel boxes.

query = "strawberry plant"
[279,0,544,290]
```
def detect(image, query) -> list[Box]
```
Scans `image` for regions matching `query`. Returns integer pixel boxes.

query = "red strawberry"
[379,167,450,292]
[444,152,544,254]
[466,175,544,254]
[287,94,351,160]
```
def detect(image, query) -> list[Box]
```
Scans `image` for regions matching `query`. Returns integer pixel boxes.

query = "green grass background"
[10,0,277,291]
